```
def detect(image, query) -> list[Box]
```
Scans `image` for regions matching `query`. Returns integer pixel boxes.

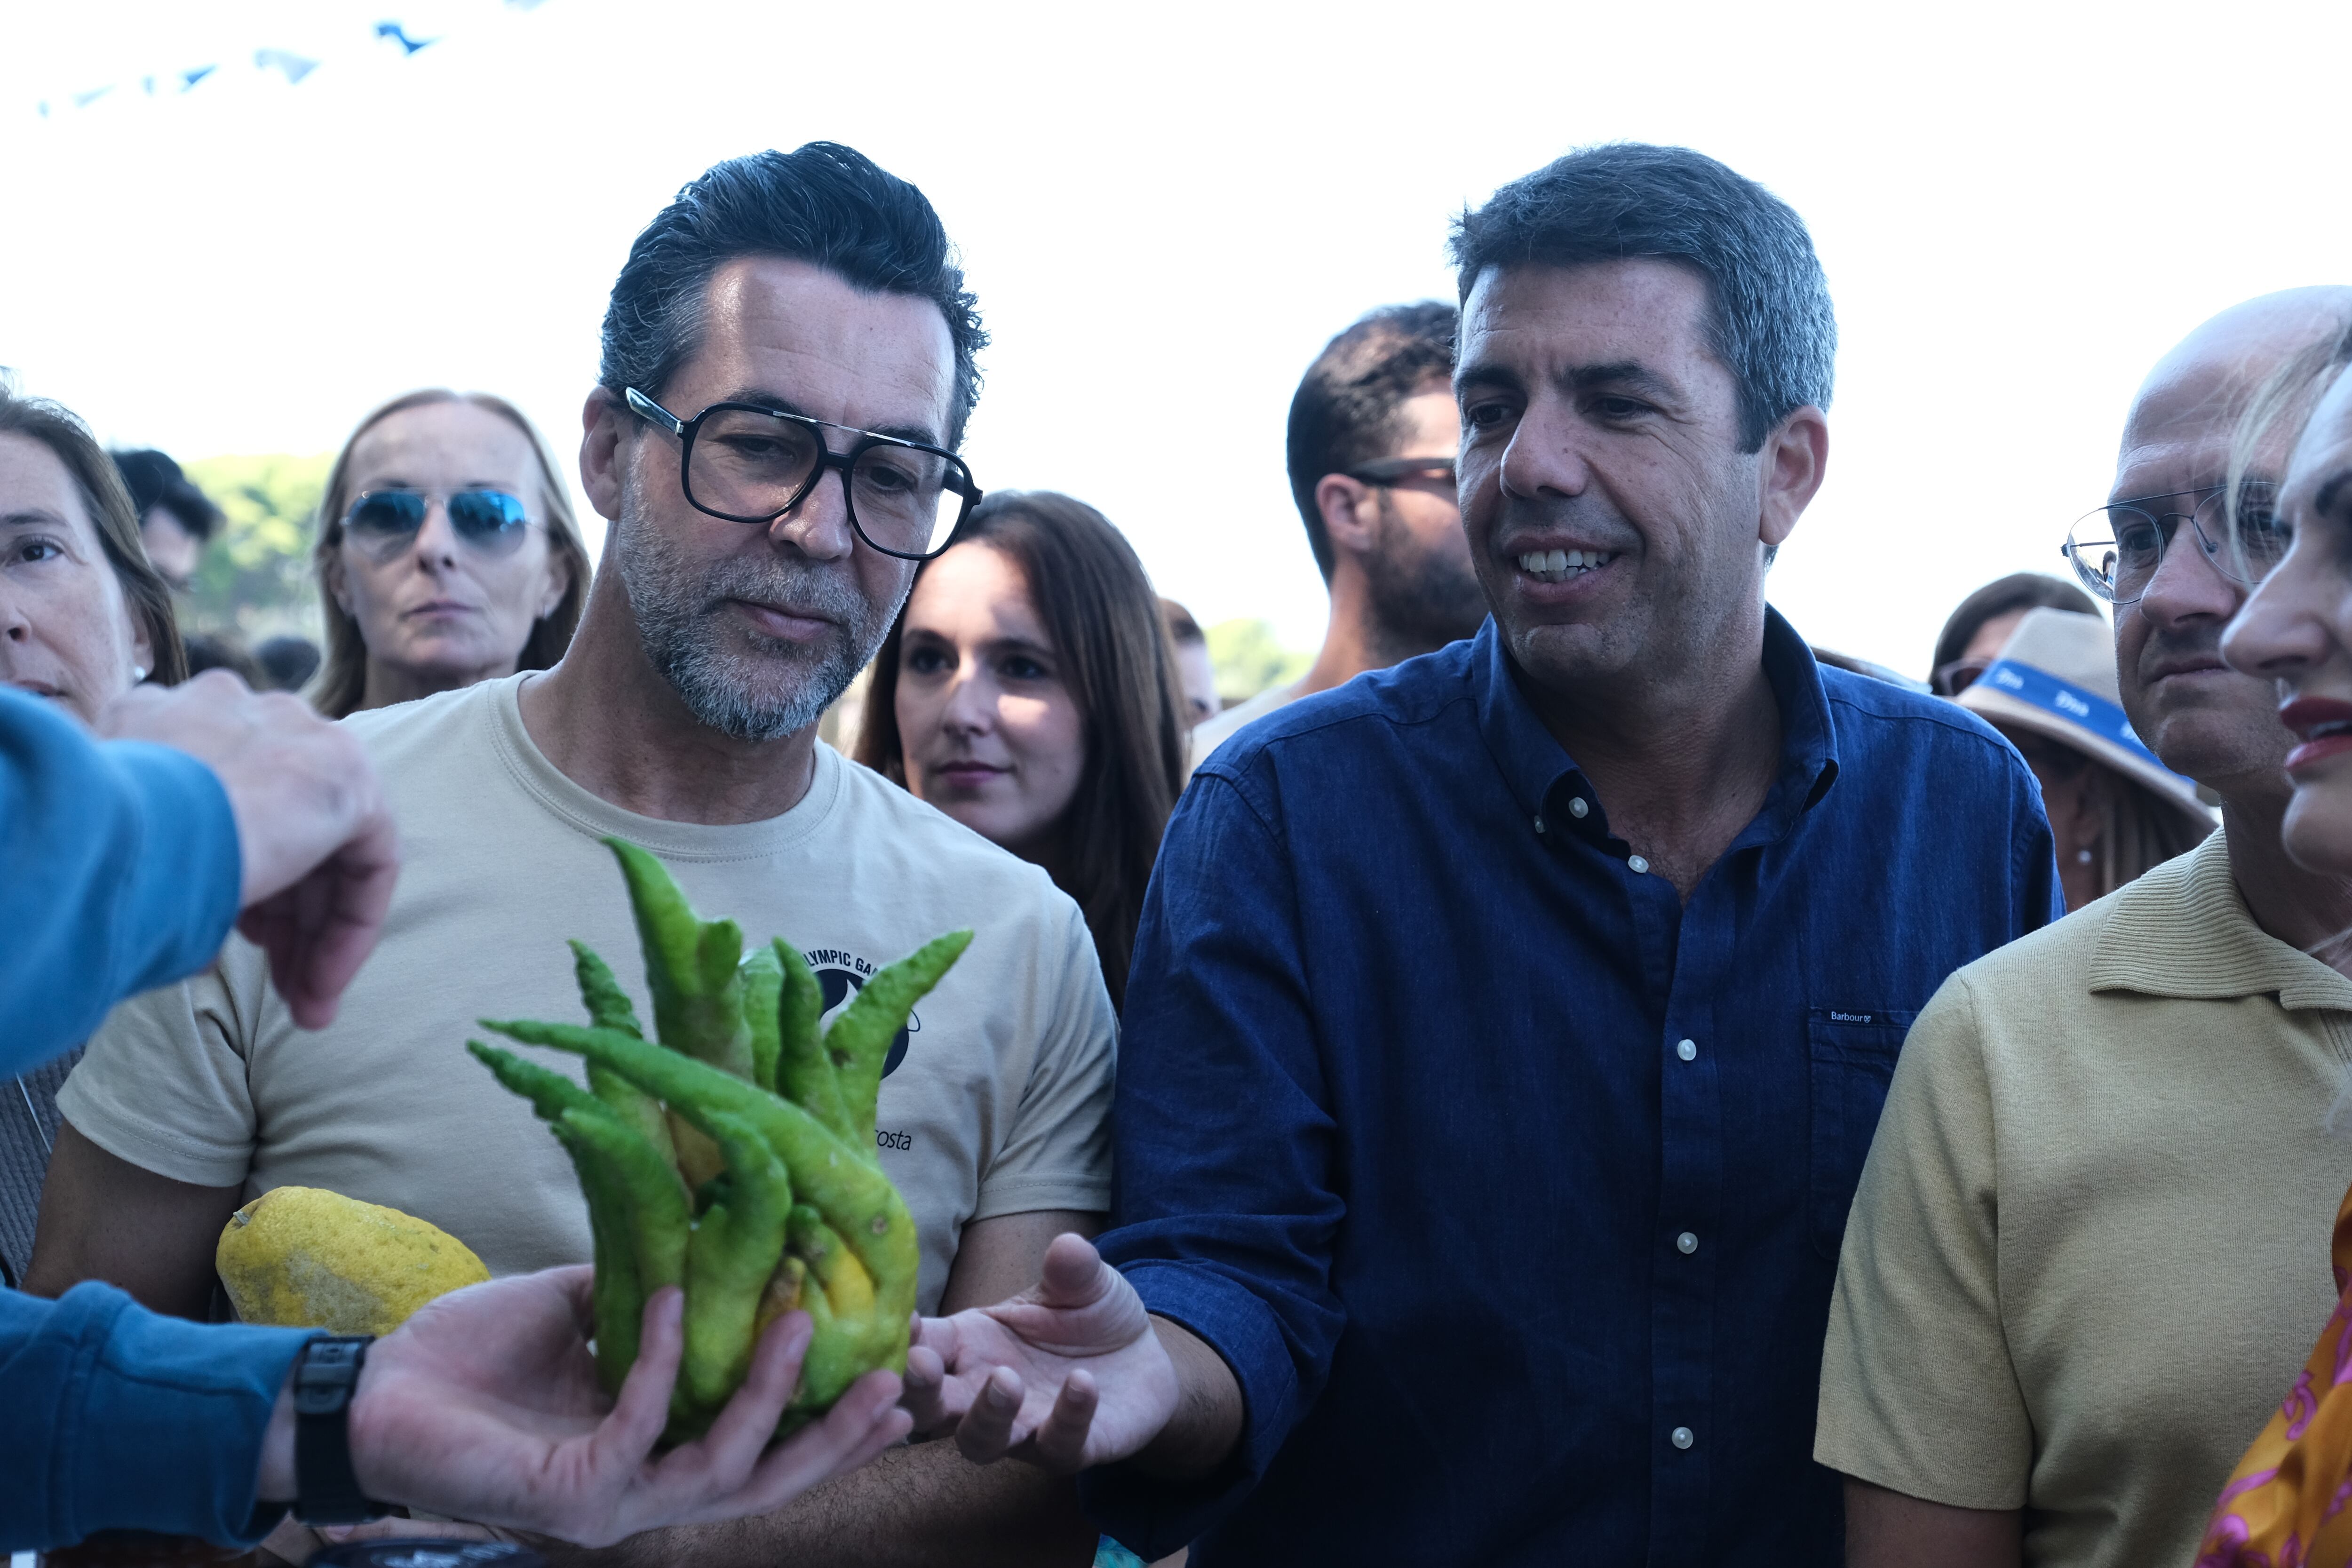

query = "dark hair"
[1451,143,1836,452]
[254,634,322,692]
[1931,573,2099,682]
[1286,302,1458,581]
[0,385,187,685]
[856,492,1187,1008]
[310,389,592,719]
[111,448,223,542]
[183,630,262,685]
[600,142,987,446]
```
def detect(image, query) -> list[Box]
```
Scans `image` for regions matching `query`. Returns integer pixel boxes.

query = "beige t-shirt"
[61,674,1116,1314]
[1816,828,2352,1568]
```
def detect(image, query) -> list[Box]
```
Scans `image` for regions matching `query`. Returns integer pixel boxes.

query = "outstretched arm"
[901,1233,1242,1481]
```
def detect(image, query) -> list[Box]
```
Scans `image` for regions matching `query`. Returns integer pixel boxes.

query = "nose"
[1496,405,1592,502]
[410,500,463,570]
[2133,520,2243,630]
[769,460,858,562]
[2221,535,2332,683]
[937,653,993,736]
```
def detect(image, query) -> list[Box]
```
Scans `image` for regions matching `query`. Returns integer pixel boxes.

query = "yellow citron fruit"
[216,1186,489,1335]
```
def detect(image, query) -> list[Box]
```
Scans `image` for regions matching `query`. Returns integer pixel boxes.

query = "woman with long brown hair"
[856,490,1188,1006]
[310,389,591,717]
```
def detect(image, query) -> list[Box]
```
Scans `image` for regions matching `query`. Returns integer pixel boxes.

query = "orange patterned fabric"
[2198,1183,2352,1567]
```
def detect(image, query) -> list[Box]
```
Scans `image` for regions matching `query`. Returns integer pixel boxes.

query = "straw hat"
[1959,607,2212,824]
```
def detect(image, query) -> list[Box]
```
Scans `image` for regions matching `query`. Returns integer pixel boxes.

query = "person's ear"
[1315,474,1380,563]
[127,610,153,680]
[323,549,354,617]
[536,533,573,621]
[1758,406,1830,551]
[580,390,629,523]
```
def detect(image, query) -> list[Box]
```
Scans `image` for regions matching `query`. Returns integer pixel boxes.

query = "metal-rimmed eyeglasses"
[2060,481,2287,605]
[624,387,982,561]
[1343,456,1457,493]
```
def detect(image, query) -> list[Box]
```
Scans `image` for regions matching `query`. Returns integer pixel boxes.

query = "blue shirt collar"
[1471,607,1841,850]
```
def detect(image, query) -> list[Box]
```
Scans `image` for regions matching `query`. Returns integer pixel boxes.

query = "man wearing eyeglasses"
[1819,287,2352,1568]
[34,144,1114,1565]
[1186,300,1484,769]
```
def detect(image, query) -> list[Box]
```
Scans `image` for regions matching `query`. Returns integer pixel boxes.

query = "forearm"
[548,1441,1095,1568]
[1130,1317,1244,1483]
[0,1281,307,1550]
[0,690,241,1075]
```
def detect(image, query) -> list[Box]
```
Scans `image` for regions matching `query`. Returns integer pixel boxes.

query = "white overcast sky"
[4,0,2349,674]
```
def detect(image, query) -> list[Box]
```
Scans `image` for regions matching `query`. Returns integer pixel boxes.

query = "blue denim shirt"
[1084,614,2063,1566]
[0,688,303,1551]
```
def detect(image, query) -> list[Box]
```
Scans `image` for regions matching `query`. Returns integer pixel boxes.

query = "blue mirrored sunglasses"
[343,488,532,558]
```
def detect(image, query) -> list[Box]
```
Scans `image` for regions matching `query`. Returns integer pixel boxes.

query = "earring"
[2076,848,2093,864]
[130,664,148,683]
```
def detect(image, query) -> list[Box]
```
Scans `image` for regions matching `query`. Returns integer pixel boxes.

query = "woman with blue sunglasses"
[311,390,591,718]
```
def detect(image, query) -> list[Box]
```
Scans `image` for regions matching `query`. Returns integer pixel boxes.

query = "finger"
[952,1365,1026,1465]
[592,1286,686,1472]
[1023,1366,1099,1472]
[682,1309,813,1495]
[1036,1233,1107,1305]
[898,1342,968,1434]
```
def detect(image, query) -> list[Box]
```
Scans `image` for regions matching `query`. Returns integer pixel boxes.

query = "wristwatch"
[291,1335,389,1524]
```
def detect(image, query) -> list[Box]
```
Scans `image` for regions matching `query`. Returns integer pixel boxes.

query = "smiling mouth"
[1517,549,1615,583]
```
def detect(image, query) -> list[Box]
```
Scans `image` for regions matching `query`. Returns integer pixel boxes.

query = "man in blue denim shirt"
[905,144,2062,1565]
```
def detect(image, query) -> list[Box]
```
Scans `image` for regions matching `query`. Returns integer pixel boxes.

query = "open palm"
[902,1233,1179,1472]
[349,1266,910,1544]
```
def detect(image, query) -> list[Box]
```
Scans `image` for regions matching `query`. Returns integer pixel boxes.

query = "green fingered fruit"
[471,836,968,1443]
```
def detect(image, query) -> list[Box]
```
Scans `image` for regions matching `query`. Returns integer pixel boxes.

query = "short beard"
[615,498,898,743]
[1360,492,1491,660]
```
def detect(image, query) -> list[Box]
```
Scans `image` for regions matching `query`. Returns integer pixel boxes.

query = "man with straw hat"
[1959,605,2212,911]
[1818,288,2352,1568]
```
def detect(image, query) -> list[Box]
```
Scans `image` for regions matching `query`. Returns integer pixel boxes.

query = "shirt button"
[1533,815,1545,835]
[1677,1039,1697,1062]
[1676,1231,1698,1254]
[1671,1426,1695,1450]
[1568,796,1590,819]
[1627,854,1650,875]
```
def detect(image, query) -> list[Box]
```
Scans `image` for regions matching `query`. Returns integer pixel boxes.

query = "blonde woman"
[311,390,590,717]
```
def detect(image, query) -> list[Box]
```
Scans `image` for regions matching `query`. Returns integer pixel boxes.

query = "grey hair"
[1450,142,1836,453]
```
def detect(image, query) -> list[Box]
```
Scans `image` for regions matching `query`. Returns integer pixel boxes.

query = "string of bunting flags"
[31,1,548,118]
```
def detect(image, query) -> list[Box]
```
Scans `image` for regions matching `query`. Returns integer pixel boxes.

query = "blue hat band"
[1976,658,2198,792]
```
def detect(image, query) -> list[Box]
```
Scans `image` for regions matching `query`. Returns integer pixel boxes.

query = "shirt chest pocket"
[1808,1006,1917,1261]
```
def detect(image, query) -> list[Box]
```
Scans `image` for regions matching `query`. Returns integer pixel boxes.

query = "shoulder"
[1819,667,2038,799]
[1200,641,1478,780]
[337,676,502,767]
[1914,887,2124,1042]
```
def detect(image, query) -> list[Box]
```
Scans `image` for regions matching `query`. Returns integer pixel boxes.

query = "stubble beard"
[1362,492,1491,661]
[614,495,898,744]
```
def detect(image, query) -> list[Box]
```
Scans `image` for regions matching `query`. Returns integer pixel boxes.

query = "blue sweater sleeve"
[1080,771,1347,1557]
[0,1282,311,1549]
[0,688,242,1077]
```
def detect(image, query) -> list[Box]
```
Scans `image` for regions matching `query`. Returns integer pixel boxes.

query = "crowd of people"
[7,132,2352,1568]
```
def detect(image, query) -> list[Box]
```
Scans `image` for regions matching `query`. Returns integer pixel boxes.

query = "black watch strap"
[291,1335,389,1525]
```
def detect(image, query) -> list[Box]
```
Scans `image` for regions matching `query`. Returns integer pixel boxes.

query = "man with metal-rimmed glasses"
[1821,287,2352,1568]
[46,143,1118,1568]
[1187,300,1483,769]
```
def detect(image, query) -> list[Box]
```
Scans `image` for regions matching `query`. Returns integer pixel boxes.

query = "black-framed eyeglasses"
[342,487,532,560]
[624,387,981,562]
[2060,481,2286,605]
[1342,456,1457,493]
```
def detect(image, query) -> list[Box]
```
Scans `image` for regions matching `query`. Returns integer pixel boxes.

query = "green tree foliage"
[179,454,333,641]
[1206,618,1310,703]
